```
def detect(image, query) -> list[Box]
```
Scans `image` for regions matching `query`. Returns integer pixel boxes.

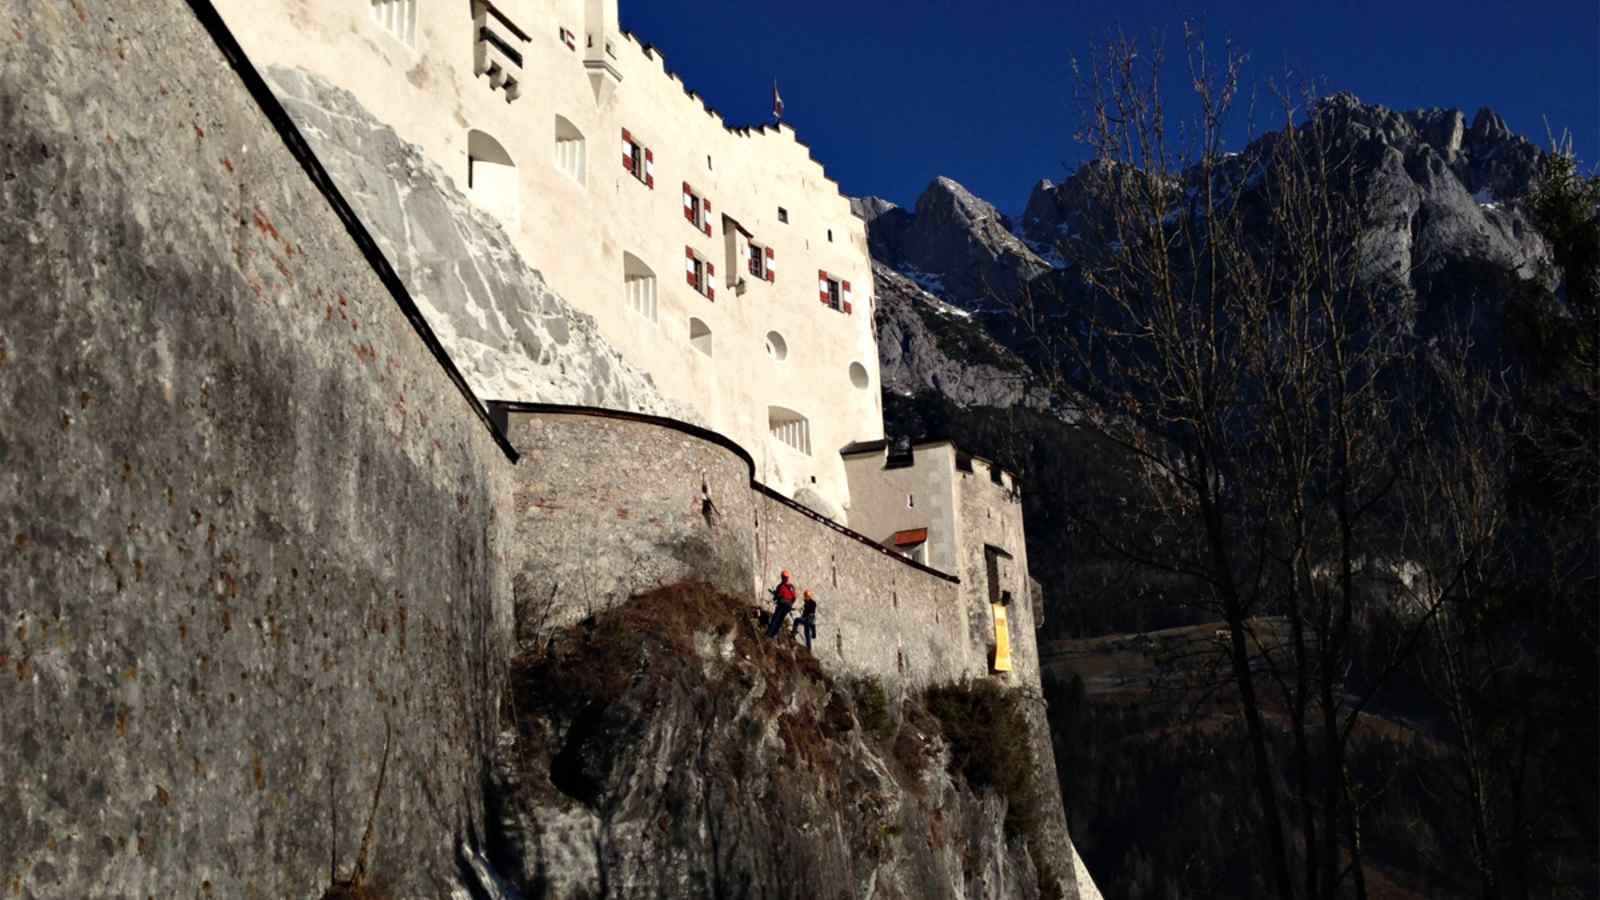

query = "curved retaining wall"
[497,404,972,687]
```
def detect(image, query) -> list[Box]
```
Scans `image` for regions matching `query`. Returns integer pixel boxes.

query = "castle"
[215,0,1043,683]
[1,1,1098,896]
[223,0,880,517]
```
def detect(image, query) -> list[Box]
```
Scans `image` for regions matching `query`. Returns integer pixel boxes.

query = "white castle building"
[222,0,882,518]
[217,0,1038,673]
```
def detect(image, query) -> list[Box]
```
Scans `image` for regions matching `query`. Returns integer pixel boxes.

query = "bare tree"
[1010,28,1523,899]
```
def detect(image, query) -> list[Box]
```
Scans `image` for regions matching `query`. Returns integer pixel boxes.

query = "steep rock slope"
[872,262,1045,409]
[866,179,1053,309]
[486,585,1089,899]
[266,67,691,419]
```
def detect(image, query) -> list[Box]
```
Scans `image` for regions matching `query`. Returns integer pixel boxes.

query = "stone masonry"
[1,2,516,895]
[0,1,1099,896]
[498,407,967,689]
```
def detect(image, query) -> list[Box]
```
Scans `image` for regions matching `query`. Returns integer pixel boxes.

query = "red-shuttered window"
[747,243,776,282]
[621,128,654,188]
[686,247,716,301]
[681,182,713,237]
[817,271,853,314]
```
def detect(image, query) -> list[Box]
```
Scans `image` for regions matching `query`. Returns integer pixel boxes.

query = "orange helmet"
[780,570,790,580]
[803,589,814,600]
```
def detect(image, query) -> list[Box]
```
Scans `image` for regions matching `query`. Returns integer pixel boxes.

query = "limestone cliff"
[871,262,1045,410]
[485,584,1084,900]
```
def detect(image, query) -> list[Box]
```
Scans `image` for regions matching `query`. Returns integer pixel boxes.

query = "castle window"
[777,207,789,223]
[817,271,853,314]
[747,242,775,282]
[849,362,869,390]
[765,331,788,361]
[685,247,715,301]
[623,252,657,323]
[689,317,713,356]
[827,228,833,242]
[621,128,654,188]
[907,494,915,509]
[555,115,585,184]
[466,129,519,226]
[681,183,712,236]
[371,0,417,47]
[768,406,811,455]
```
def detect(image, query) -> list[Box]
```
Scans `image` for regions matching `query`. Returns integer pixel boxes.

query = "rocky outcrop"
[873,263,1045,409]
[489,584,1082,900]
[873,97,1555,426]
[1309,93,1551,287]
[870,177,1052,309]
[265,66,693,420]
[850,195,901,226]
[1015,97,1551,297]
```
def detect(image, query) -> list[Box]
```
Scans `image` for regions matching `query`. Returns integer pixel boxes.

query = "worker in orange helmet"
[766,570,797,638]
[791,589,818,651]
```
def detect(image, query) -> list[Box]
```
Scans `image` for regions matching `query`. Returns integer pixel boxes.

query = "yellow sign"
[992,604,1012,672]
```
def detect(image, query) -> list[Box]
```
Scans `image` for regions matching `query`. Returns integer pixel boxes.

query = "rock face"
[850,195,902,226]
[1018,162,1124,261]
[265,66,692,420]
[1322,95,1550,288]
[1,5,517,896]
[872,96,1555,424]
[873,263,1045,409]
[868,177,1052,309]
[488,585,1080,900]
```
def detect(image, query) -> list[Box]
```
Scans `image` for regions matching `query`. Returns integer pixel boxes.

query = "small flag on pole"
[772,81,784,121]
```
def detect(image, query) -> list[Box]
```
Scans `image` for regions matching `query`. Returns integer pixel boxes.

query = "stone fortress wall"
[1,4,520,895]
[211,0,1042,691]
[1,0,1095,896]
[213,0,885,516]
[844,441,1041,682]
[496,406,975,688]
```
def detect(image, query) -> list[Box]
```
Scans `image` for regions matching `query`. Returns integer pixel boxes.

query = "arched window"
[555,115,585,184]
[849,361,869,389]
[689,317,712,356]
[765,331,788,361]
[623,252,657,323]
[466,129,518,226]
[768,406,811,455]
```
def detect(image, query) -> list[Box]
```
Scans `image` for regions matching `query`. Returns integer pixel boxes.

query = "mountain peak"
[1470,106,1513,143]
[850,195,899,225]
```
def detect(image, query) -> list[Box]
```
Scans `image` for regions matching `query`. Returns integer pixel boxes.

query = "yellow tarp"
[992,604,1012,672]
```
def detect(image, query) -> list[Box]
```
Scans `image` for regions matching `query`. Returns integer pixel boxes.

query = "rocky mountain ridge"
[860,95,1557,418]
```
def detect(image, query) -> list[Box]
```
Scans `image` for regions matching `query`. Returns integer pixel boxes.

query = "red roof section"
[892,528,929,547]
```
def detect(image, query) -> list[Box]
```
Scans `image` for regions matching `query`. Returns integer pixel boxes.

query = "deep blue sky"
[622,0,1598,214]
